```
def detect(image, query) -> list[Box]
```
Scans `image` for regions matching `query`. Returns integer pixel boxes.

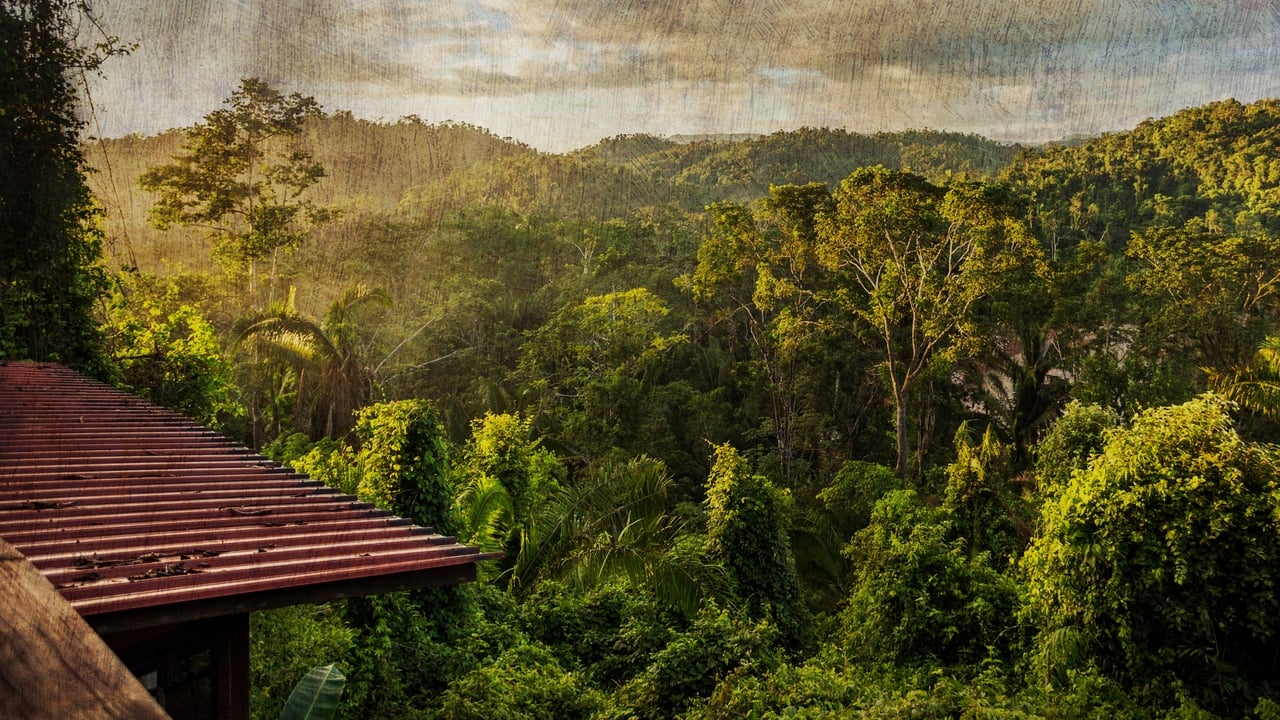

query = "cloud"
[514,0,1280,89]
[83,0,1280,150]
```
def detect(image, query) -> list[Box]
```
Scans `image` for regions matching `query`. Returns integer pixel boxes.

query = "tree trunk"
[893,384,910,477]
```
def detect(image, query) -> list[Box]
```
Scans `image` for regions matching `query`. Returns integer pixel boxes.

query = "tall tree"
[0,0,116,372]
[139,78,333,303]
[687,184,838,482]
[815,168,1043,476]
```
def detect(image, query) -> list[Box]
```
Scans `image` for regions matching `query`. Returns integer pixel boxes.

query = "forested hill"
[86,116,1018,271]
[1003,97,1280,254]
[58,74,1280,719]
[13,0,1280,708]
[85,114,527,268]
[579,127,1020,200]
[86,97,1280,333]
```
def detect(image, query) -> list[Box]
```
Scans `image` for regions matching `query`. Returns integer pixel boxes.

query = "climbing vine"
[355,400,455,534]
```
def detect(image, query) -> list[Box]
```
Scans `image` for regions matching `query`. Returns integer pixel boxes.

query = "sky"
[81,0,1280,153]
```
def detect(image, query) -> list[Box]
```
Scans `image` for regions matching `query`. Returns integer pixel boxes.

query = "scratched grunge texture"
[84,0,1280,152]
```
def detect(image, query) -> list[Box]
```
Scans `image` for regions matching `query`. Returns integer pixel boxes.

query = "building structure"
[0,361,498,719]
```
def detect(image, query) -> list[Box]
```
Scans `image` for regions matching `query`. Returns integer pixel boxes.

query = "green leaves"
[606,603,782,720]
[0,0,111,372]
[516,289,688,461]
[705,444,808,645]
[435,645,603,720]
[1127,224,1280,373]
[138,78,333,297]
[686,185,845,482]
[508,455,723,618]
[355,400,455,532]
[279,664,346,720]
[103,271,242,426]
[1023,395,1280,714]
[1209,335,1280,419]
[841,488,1018,666]
[452,411,562,563]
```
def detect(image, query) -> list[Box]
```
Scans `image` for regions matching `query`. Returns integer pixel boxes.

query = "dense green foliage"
[354,399,454,532]
[103,270,242,426]
[235,283,390,440]
[704,444,807,646]
[0,0,115,372]
[451,411,562,561]
[14,51,1280,716]
[580,127,1020,201]
[1025,397,1280,715]
[842,488,1019,666]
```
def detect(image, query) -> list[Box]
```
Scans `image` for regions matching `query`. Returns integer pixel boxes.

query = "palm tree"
[1208,335,1280,419]
[508,456,726,616]
[235,284,390,439]
[453,473,514,556]
[965,327,1070,467]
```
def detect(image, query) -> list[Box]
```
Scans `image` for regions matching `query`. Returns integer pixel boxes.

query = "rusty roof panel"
[0,361,499,624]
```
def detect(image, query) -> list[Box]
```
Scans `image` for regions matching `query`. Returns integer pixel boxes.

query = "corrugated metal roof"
[0,361,497,625]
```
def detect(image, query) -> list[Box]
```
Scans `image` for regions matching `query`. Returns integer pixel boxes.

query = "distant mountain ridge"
[665,133,766,144]
[578,127,1021,200]
[86,115,1022,272]
[1002,97,1280,253]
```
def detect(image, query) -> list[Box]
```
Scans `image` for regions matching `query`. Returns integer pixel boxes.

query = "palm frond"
[1208,334,1280,419]
[1222,379,1280,420]
[323,283,392,346]
[454,473,514,553]
[233,284,390,439]
[237,314,339,363]
[509,456,717,616]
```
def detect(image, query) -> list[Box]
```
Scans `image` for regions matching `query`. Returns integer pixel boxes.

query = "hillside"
[579,127,1021,201]
[85,113,529,272]
[62,89,1280,720]
[1004,97,1280,252]
[87,116,1024,280]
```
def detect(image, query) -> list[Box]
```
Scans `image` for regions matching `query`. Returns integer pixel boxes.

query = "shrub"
[1024,395,1280,715]
[841,489,1020,666]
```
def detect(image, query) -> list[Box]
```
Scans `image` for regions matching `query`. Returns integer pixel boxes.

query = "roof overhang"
[0,362,499,633]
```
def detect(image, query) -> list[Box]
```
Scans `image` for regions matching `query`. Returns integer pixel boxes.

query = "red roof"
[0,361,496,631]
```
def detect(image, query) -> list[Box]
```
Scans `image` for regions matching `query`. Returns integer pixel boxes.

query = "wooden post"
[0,538,169,719]
[212,613,250,720]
